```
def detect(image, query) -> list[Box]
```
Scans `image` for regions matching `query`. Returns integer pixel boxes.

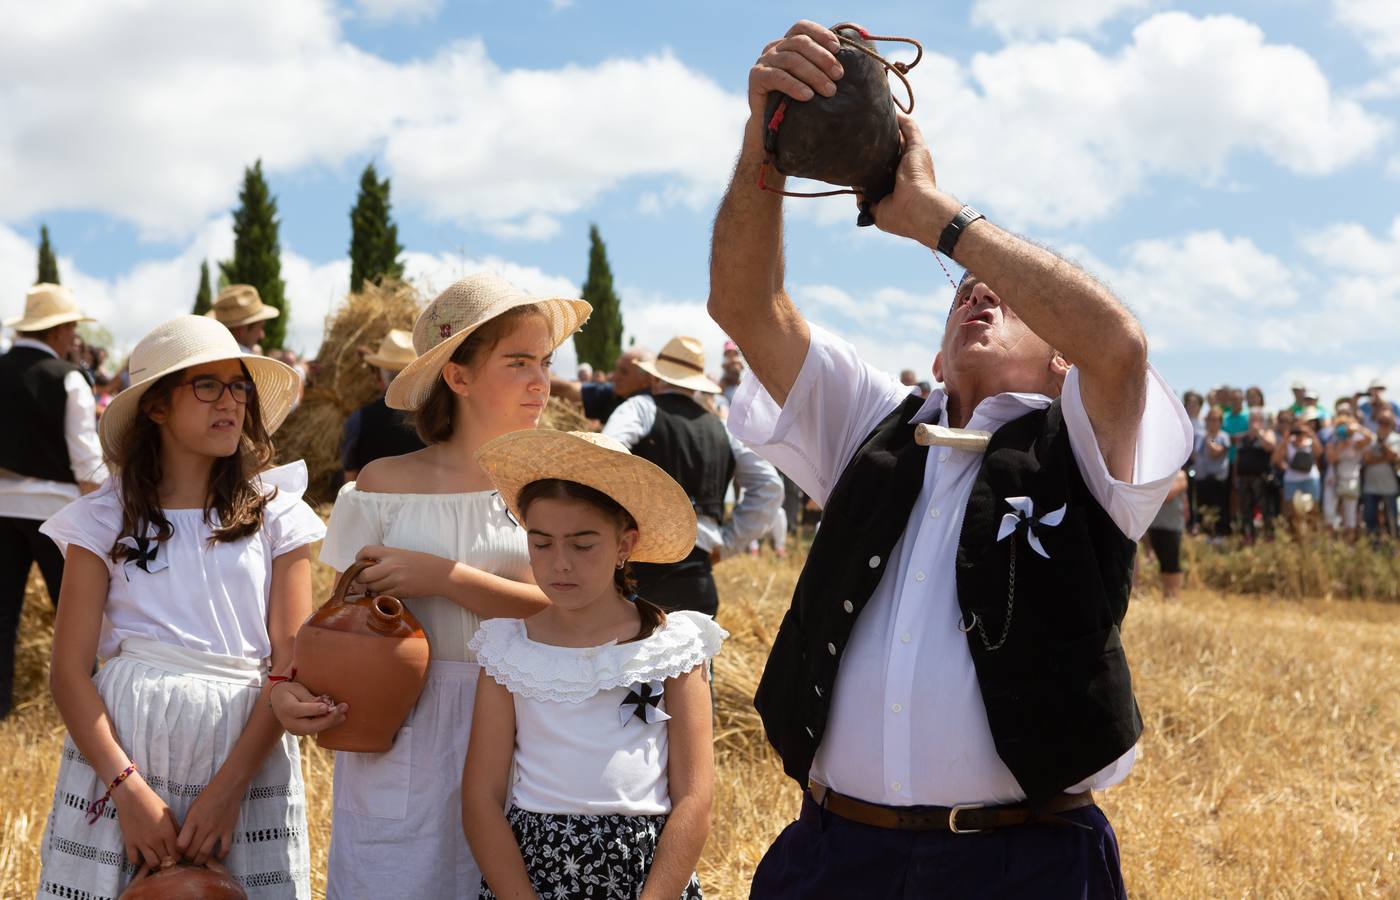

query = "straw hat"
[5,284,94,332]
[364,329,416,372]
[385,273,591,411]
[477,430,697,564]
[636,336,721,394]
[99,315,300,461]
[206,285,280,328]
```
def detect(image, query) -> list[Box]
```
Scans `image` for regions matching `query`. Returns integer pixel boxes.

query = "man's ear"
[932,351,945,385]
[442,361,471,398]
[1049,350,1071,379]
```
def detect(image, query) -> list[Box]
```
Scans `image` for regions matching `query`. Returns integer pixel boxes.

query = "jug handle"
[328,559,378,608]
[830,23,923,115]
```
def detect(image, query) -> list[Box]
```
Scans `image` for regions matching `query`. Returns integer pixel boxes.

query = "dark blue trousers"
[750,792,1128,899]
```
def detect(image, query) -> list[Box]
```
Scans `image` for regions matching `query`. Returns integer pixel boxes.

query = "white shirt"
[0,337,108,521]
[730,324,1193,806]
[604,390,784,559]
[39,462,326,660]
[470,610,727,816]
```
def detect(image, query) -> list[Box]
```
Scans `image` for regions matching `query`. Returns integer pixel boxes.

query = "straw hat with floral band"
[636,335,722,395]
[363,328,416,372]
[386,273,592,411]
[99,315,301,461]
[206,284,280,328]
[477,430,697,564]
[6,284,94,332]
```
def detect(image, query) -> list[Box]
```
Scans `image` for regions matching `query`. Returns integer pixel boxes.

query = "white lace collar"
[470,610,727,704]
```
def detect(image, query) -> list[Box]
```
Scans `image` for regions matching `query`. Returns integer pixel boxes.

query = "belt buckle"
[948,803,985,834]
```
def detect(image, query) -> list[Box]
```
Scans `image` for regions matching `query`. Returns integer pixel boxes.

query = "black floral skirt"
[480,807,703,899]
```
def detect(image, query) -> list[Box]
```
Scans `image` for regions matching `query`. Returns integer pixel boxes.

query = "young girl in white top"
[37,315,323,898]
[467,429,725,900]
[270,274,591,898]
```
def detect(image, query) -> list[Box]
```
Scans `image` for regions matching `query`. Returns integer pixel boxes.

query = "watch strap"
[936,205,985,258]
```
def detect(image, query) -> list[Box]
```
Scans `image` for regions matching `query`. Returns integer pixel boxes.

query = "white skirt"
[326,659,480,900]
[37,638,311,899]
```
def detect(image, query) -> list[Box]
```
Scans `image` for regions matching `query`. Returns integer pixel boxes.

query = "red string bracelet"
[267,667,297,684]
[87,762,136,824]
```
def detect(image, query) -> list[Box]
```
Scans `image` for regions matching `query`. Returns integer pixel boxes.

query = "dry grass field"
[3,545,1398,898]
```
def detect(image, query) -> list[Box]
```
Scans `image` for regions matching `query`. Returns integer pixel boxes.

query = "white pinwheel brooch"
[996,496,1067,559]
[117,534,168,580]
[618,680,671,727]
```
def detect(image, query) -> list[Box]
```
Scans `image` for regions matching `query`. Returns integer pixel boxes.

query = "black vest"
[343,396,425,472]
[754,394,1140,805]
[633,393,735,523]
[0,345,81,483]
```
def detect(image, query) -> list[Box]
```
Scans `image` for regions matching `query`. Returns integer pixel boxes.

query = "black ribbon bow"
[618,680,671,726]
[118,535,165,579]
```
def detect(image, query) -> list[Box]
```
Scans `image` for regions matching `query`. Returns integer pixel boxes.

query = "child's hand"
[271,680,347,735]
[176,778,241,865]
[354,544,454,599]
[112,773,180,869]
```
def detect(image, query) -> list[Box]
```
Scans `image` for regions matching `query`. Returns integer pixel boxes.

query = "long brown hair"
[108,364,277,562]
[516,478,666,643]
[410,305,544,444]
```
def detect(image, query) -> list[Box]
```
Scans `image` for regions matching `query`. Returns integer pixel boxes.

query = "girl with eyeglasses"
[36,315,322,898]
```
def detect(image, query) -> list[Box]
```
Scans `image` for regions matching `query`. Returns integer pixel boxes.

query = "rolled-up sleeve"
[728,324,910,507]
[64,370,108,483]
[1061,363,1194,541]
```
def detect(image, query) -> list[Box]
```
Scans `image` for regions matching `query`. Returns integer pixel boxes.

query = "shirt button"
[900,633,911,644]
[842,600,854,613]
[891,703,902,713]
[827,642,837,656]
[914,572,926,582]
[939,452,949,462]
[891,781,902,792]
[930,508,941,518]
[868,555,881,568]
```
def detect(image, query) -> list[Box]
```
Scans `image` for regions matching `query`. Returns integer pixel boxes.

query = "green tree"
[219,160,288,349]
[192,260,213,315]
[36,225,60,284]
[573,224,624,372]
[348,162,405,293]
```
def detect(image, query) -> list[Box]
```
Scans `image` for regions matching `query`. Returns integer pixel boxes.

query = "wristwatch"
[937,205,985,258]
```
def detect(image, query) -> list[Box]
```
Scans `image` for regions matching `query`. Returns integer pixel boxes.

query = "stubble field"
[2,547,1397,898]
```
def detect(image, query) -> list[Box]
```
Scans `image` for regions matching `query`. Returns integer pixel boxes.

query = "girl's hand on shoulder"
[112,773,181,869]
[354,544,455,599]
[176,777,241,865]
[271,680,347,735]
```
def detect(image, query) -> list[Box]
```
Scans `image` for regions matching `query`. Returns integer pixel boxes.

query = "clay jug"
[291,559,430,752]
[120,861,247,899]
[761,23,923,226]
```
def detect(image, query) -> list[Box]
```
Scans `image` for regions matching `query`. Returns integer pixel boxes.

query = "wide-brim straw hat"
[5,284,94,332]
[99,315,300,461]
[386,273,591,411]
[206,284,280,328]
[477,430,697,564]
[636,335,721,394]
[364,328,416,372]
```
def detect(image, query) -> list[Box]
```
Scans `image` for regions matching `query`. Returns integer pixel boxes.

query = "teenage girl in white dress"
[38,315,322,898]
[270,273,590,898]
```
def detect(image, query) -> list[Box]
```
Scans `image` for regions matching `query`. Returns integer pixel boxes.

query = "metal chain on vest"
[963,540,1016,652]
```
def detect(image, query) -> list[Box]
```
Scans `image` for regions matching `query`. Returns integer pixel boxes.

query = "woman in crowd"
[1326,412,1372,541]
[1195,407,1231,540]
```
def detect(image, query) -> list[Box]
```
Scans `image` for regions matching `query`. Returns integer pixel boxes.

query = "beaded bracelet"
[87,762,137,824]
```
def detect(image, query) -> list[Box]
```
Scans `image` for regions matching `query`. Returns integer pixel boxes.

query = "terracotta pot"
[292,560,430,752]
[120,861,246,899]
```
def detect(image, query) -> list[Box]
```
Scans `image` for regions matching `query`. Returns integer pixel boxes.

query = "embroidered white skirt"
[326,659,481,900]
[37,638,311,899]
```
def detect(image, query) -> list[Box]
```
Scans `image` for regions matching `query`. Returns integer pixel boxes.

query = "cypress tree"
[573,224,624,372]
[219,160,288,349]
[192,260,213,315]
[349,162,405,293]
[36,225,60,284]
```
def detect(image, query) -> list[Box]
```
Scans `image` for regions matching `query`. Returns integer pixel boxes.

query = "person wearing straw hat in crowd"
[207,284,280,354]
[709,22,1191,898]
[0,284,107,721]
[268,273,590,900]
[465,429,724,899]
[339,328,425,484]
[602,335,782,617]
[36,314,321,898]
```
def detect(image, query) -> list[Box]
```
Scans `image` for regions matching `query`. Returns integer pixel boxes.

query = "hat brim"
[635,359,722,394]
[386,296,592,411]
[208,306,280,328]
[4,312,95,331]
[99,350,300,461]
[477,429,697,564]
[363,353,412,372]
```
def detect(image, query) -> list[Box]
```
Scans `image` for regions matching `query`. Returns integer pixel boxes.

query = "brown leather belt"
[808,782,1095,833]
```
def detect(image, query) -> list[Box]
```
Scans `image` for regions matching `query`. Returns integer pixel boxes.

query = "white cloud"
[352,0,444,24]
[970,0,1150,39]
[1335,0,1400,59]
[0,3,743,240]
[904,13,1390,229]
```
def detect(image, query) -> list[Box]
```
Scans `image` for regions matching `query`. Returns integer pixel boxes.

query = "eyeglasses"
[179,376,256,404]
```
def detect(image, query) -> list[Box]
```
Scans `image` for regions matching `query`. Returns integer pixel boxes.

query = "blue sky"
[2,0,1398,410]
